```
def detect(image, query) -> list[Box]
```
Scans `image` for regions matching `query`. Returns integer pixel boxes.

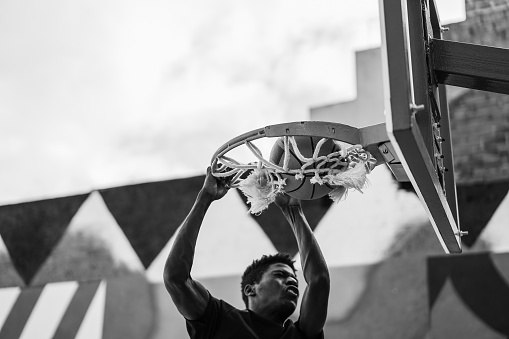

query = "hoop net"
[212,135,377,214]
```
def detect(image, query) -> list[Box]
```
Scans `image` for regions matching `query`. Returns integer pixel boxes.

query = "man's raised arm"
[276,195,330,339]
[163,168,229,320]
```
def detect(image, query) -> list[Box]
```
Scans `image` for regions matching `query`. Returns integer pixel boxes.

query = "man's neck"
[248,305,287,326]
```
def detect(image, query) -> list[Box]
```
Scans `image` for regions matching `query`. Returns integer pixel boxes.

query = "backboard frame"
[379,0,462,253]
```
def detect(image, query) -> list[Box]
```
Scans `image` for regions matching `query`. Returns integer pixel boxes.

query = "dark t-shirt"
[186,294,324,339]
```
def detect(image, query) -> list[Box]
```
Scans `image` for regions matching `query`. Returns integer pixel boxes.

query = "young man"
[164,167,330,339]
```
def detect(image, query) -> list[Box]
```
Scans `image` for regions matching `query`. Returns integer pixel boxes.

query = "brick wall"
[445,0,509,184]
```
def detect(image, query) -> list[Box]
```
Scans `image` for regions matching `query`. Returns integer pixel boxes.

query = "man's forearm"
[280,203,330,336]
[280,205,329,282]
[164,190,214,284]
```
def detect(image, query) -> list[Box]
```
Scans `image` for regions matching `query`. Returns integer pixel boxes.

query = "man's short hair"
[240,253,297,307]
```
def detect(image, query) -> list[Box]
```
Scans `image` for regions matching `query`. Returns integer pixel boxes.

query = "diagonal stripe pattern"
[99,176,204,268]
[19,281,79,339]
[0,194,89,285]
[0,281,103,339]
[0,286,43,339]
[53,281,101,339]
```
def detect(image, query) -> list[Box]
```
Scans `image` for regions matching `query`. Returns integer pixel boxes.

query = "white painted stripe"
[314,167,429,266]
[0,235,25,286]
[146,225,181,283]
[0,287,21,329]
[148,190,278,282]
[479,192,509,253]
[0,234,9,255]
[147,190,278,282]
[193,191,277,278]
[19,281,79,339]
[75,281,106,339]
[68,192,144,271]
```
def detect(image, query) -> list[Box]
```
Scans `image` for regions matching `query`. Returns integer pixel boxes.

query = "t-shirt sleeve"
[185,292,221,339]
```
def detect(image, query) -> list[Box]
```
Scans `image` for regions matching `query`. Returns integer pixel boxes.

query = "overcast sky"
[0,0,465,205]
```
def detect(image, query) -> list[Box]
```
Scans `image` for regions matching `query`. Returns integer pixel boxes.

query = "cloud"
[0,0,462,203]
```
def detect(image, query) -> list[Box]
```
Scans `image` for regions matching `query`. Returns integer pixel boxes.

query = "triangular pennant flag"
[100,176,204,268]
[148,187,278,281]
[237,189,332,257]
[0,234,25,288]
[30,192,144,285]
[457,182,509,247]
[192,190,277,278]
[0,194,89,285]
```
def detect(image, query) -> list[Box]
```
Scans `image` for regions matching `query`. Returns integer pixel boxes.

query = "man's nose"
[286,276,298,287]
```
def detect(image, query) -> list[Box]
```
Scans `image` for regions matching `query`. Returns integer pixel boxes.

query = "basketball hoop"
[211,121,382,214]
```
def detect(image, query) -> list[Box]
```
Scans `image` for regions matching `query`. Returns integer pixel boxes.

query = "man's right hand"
[201,167,230,201]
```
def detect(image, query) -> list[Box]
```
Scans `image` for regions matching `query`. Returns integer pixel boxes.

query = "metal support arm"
[432,39,509,95]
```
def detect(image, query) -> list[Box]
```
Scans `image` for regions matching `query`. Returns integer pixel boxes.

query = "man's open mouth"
[286,286,299,297]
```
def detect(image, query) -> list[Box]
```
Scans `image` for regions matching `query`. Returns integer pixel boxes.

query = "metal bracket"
[379,143,395,163]
[379,142,410,182]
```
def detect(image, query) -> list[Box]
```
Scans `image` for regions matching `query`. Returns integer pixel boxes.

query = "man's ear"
[243,284,256,297]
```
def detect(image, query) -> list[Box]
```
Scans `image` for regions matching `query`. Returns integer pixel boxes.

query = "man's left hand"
[275,193,301,210]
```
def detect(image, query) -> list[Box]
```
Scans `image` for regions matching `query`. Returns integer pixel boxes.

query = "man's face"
[253,263,299,316]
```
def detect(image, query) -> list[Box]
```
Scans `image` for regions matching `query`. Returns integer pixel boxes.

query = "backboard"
[378,0,462,253]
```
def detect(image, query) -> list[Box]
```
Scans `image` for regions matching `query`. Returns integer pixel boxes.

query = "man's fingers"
[220,178,229,188]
